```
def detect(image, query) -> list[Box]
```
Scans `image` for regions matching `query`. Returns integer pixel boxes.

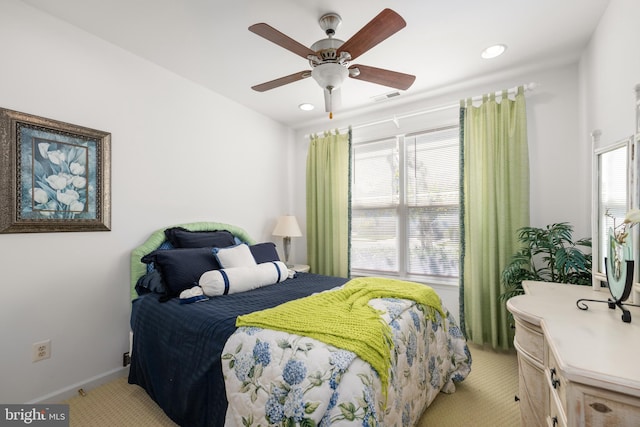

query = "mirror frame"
[591,132,637,291]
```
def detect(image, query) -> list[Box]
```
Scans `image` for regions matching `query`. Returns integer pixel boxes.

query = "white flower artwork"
[31,141,89,219]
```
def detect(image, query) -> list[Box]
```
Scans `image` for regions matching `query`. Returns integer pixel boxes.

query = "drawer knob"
[550,368,560,389]
[589,402,612,413]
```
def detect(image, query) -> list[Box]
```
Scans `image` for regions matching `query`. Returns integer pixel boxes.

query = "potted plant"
[499,222,592,301]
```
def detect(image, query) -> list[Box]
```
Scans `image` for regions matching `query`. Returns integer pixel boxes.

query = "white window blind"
[351,126,460,282]
[597,145,628,275]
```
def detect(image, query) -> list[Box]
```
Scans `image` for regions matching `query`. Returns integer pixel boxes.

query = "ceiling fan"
[249,8,416,119]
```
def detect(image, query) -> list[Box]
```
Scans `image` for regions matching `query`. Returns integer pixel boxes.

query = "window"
[351,126,460,283]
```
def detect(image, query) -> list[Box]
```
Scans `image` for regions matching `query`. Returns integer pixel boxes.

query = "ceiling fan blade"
[337,9,406,61]
[249,23,316,59]
[323,87,342,113]
[251,70,311,92]
[349,64,415,90]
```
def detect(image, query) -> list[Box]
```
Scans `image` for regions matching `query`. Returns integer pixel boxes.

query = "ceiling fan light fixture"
[481,44,507,59]
[311,62,348,90]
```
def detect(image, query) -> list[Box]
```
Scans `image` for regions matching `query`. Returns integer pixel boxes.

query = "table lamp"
[272,215,302,267]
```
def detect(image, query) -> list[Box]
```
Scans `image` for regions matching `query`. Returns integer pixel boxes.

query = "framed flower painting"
[0,108,111,233]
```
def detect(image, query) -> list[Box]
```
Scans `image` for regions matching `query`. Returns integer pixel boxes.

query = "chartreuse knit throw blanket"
[236,276,444,394]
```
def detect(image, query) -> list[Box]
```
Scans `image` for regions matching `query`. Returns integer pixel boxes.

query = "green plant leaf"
[500,222,592,302]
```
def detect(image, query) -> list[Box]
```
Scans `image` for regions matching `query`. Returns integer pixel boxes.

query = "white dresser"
[507,281,640,426]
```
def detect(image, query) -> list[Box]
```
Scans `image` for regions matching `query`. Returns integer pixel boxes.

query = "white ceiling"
[22,0,610,130]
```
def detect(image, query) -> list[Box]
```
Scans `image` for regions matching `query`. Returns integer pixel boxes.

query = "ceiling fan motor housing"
[310,38,346,62]
[318,13,342,37]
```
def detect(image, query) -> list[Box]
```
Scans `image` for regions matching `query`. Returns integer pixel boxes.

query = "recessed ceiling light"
[299,103,315,111]
[481,44,507,59]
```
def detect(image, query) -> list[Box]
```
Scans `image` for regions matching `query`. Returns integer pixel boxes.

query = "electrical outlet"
[32,339,51,362]
[122,352,131,367]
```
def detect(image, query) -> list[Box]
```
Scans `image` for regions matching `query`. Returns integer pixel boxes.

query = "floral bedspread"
[222,297,471,426]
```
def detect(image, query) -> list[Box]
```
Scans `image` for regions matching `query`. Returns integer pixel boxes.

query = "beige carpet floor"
[417,344,520,426]
[63,344,520,426]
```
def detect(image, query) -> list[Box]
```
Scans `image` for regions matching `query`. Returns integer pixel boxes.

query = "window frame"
[350,125,460,287]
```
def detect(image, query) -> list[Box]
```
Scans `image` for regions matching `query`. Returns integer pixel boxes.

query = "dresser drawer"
[580,386,640,426]
[546,345,567,414]
[517,350,548,426]
[514,317,544,363]
[548,390,567,427]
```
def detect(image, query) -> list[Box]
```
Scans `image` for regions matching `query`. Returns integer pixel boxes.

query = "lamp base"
[283,236,291,267]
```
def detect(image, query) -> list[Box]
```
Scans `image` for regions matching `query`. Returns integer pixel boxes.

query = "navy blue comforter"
[128,273,348,427]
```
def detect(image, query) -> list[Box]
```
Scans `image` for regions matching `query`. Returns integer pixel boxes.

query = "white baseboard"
[27,366,129,404]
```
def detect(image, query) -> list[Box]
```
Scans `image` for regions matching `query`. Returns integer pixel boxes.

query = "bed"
[128,222,471,426]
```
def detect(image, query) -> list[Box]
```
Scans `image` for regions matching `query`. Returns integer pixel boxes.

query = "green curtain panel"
[461,87,530,350]
[458,106,467,338]
[306,130,351,277]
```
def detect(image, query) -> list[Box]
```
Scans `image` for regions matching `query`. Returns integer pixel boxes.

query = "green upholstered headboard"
[130,221,256,300]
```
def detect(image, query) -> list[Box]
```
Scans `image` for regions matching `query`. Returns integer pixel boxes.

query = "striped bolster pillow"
[199,261,288,296]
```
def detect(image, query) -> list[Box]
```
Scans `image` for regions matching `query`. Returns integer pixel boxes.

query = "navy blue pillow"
[164,227,236,249]
[141,247,221,296]
[249,242,280,263]
[135,269,167,296]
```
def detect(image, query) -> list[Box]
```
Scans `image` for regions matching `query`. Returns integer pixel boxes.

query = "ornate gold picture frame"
[0,108,111,233]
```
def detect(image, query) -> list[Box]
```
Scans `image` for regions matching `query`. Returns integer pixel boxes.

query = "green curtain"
[461,87,530,350]
[306,130,351,277]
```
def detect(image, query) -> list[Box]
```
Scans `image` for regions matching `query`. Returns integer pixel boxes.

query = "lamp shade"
[272,215,302,237]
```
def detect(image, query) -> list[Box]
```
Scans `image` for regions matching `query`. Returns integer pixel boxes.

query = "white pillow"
[213,244,256,268]
[199,261,288,296]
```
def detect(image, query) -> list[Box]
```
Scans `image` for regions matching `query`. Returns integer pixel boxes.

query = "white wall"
[291,62,590,320]
[578,0,640,297]
[0,0,293,403]
[580,0,640,148]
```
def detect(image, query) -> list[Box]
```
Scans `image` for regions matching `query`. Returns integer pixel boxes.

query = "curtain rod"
[305,82,538,138]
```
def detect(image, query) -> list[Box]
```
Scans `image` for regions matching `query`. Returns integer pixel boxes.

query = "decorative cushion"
[199,261,288,296]
[135,269,167,295]
[249,242,280,263]
[164,227,236,249]
[214,244,257,268]
[179,286,208,304]
[141,248,221,296]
